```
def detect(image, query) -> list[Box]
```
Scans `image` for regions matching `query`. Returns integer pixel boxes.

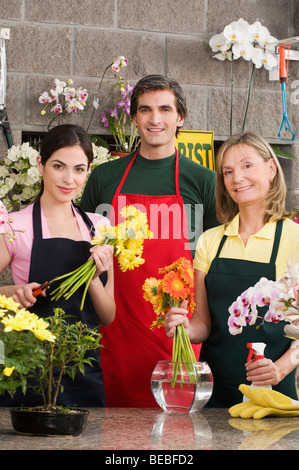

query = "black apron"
[0,199,106,407]
[201,220,296,407]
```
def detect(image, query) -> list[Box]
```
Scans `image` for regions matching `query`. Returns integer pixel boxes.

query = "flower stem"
[241,62,255,133]
[86,63,113,133]
[230,55,234,136]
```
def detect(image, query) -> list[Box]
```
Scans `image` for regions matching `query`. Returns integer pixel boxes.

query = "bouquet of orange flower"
[142,257,197,386]
[51,205,153,309]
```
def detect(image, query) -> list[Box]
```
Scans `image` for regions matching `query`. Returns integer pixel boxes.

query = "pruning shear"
[32,278,58,298]
[278,44,295,141]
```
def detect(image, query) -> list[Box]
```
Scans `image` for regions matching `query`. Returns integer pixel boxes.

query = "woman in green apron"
[164,132,299,407]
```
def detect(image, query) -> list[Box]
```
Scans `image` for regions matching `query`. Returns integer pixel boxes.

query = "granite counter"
[1,407,299,452]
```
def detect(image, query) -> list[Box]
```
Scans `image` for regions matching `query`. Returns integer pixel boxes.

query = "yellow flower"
[2,309,55,342]
[142,277,161,302]
[120,204,139,220]
[118,252,145,272]
[0,295,20,313]
[32,323,56,342]
[150,317,165,330]
[3,366,14,377]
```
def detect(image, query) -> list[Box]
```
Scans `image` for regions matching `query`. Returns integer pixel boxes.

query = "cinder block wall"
[0,0,298,210]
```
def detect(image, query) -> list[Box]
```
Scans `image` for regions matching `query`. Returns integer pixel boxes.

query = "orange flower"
[186,291,195,314]
[158,257,186,274]
[161,271,191,301]
[177,258,194,288]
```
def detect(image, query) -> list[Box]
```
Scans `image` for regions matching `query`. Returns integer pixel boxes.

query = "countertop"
[1,407,299,452]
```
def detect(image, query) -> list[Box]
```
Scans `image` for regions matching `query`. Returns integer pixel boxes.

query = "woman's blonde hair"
[215,132,290,225]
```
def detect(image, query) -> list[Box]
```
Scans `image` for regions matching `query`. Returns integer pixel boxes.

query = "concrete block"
[182,85,207,130]
[25,0,115,26]
[6,24,72,75]
[0,0,22,19]
[167,37,249,87]
[74,29,164,79]
[118,0,205,34]
[206,0,290,40]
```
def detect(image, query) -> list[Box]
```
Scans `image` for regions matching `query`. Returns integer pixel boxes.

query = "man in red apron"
[81,75,218,406]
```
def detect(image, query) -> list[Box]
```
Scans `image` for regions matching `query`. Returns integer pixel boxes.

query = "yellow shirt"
[194,214,299,279]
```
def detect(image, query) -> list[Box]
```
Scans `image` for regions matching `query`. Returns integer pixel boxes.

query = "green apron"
[201,220,296,407]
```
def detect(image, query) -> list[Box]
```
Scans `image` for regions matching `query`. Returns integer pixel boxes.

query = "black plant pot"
[10,408,89,436]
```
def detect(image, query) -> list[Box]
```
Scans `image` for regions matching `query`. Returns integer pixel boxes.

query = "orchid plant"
[98,80,140,153]
[209,18,278,134]
[228,261,299,336]
[39,79,88,130]
[87,54,140,153]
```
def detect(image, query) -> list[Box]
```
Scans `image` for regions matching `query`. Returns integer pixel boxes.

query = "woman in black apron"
[0,124,115,407]
[164,132,299,407]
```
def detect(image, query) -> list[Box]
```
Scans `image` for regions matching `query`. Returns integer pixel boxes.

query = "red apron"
[101,150,200,407]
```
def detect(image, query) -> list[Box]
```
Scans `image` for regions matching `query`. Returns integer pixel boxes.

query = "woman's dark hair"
[37,124,93,197]
[40,124,93,165]
[130,75,187,137]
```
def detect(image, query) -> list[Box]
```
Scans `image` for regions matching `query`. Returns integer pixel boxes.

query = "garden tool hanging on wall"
[0,28,13,148]
[278,43,295,141]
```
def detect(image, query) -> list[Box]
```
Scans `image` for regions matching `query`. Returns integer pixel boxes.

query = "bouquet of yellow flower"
[51,205,153,310]
[142,257,197,386]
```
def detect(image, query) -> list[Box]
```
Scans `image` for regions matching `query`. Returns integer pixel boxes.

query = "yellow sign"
[175,130,215,171]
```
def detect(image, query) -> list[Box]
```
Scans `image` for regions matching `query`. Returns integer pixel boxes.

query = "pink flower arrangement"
[228,262,299,335]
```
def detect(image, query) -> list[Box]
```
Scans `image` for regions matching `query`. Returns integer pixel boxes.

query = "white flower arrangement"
[0,143,40,212]
[209,18,278,134]
[0,142,118,212]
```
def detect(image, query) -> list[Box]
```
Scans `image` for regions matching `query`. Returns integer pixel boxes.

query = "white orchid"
[223,18,250,44]
[251,48,278,70]
[209,18,278,134]
[209,18,277,66]
[248,21,272,47]
[232,41,255,61]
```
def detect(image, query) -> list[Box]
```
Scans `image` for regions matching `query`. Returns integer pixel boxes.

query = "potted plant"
[98,80,140,155]
[0,297,103,436]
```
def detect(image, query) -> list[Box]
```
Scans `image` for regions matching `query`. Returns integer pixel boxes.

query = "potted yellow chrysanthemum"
[0,296,102,436]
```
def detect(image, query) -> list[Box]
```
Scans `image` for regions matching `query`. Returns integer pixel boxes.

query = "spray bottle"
[243,342,272,402]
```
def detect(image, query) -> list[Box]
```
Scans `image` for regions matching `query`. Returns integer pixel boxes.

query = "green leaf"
[271,145,297,161]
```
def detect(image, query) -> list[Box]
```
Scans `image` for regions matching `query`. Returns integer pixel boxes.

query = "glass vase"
[151,360,213,413]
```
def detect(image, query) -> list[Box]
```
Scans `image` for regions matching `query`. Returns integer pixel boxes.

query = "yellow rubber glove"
[239,384,299,410]
[229,400,299,419]
[229,400,264,418]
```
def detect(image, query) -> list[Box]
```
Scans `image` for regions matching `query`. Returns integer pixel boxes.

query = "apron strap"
[32,199,95,239]
[32,199,43,239]
[113,150,139,198]
[72,202,96,237]
[215,234,227,258]
[112,149,180,199]
[269,219,283,264]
